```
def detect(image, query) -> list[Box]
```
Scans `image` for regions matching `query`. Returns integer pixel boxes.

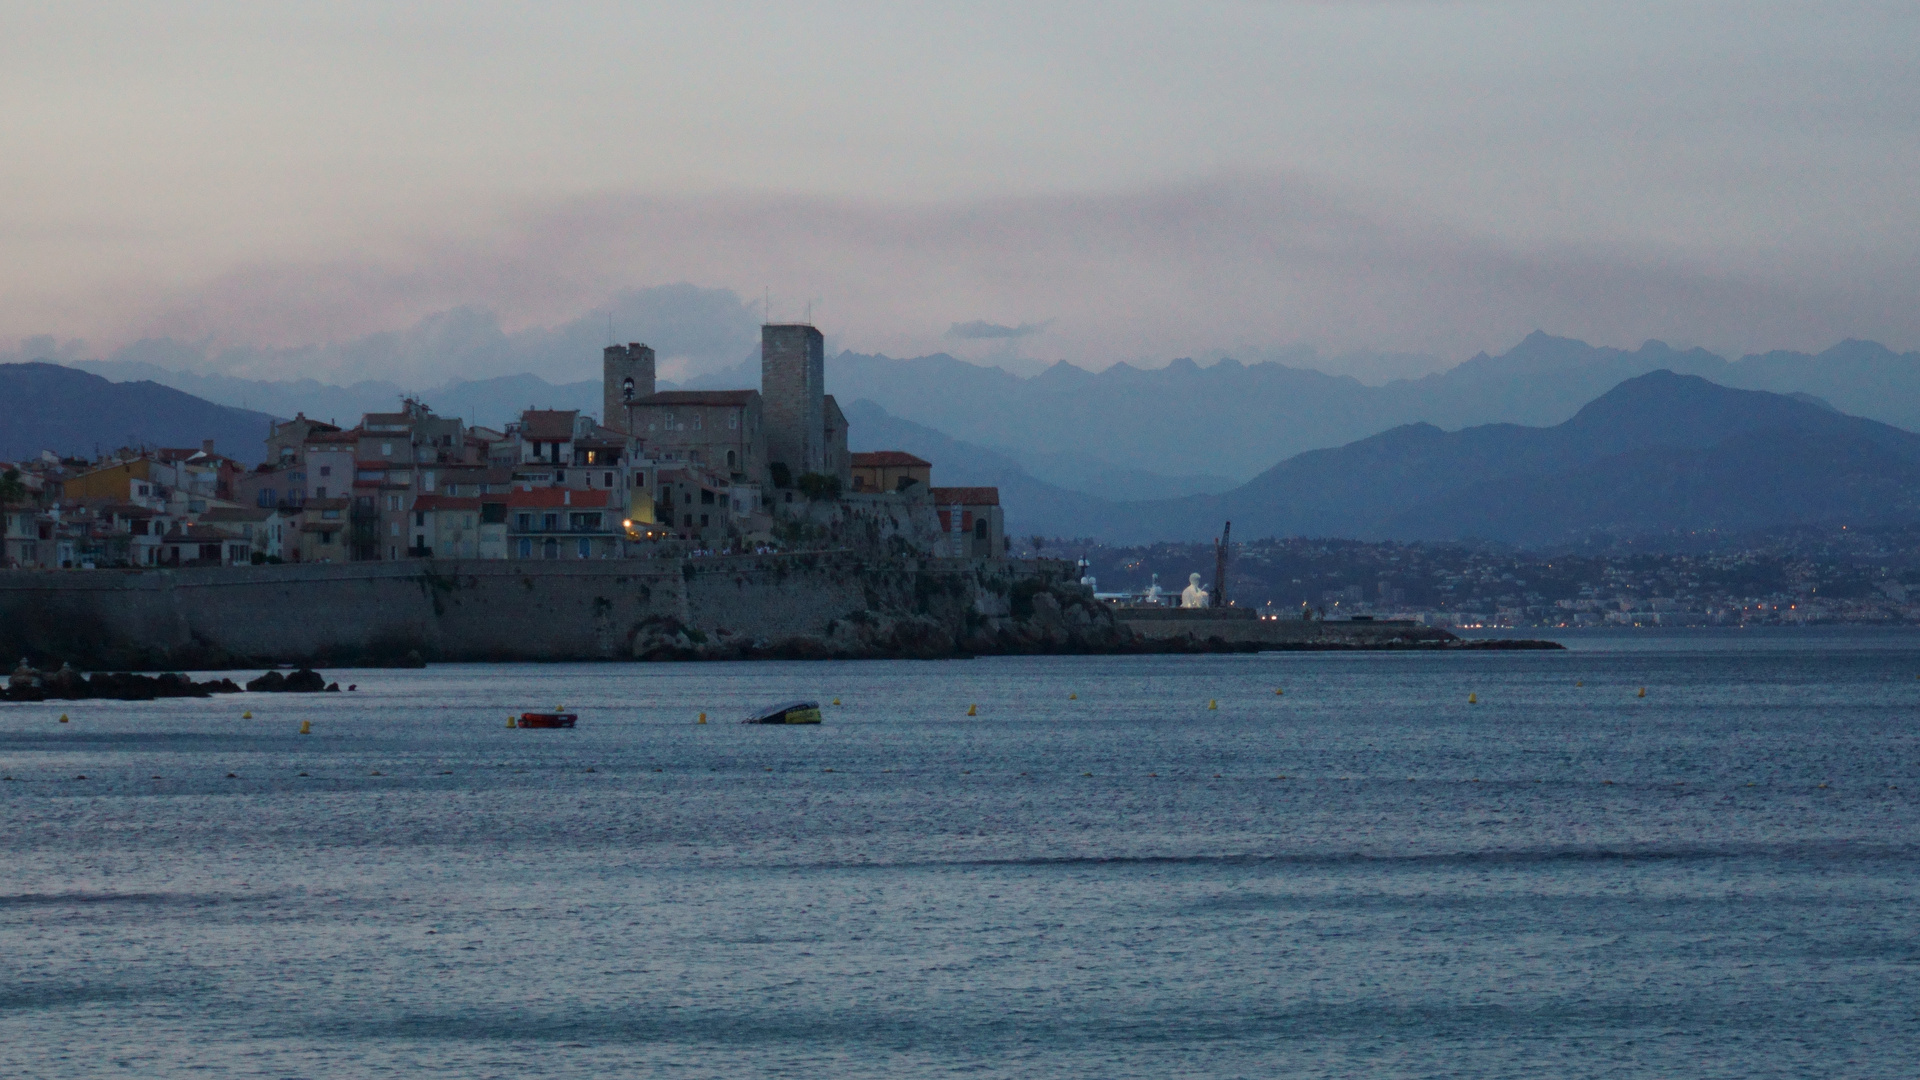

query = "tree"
[0,468,25,522]
[1030,535,1046,555]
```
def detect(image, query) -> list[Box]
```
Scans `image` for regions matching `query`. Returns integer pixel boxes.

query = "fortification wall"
[0,556,1110,668]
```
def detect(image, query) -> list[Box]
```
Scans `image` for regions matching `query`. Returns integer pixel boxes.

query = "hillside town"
[0,326,1003,569]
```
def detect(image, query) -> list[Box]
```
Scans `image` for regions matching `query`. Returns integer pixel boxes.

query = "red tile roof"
[929,486,999,506]
[497,487,612,509]
[852,451,930,468]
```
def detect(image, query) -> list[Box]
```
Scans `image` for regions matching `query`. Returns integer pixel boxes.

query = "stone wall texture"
[0,556,1119,668]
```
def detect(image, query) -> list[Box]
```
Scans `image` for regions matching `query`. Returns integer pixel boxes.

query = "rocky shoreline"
[5,660,351,701]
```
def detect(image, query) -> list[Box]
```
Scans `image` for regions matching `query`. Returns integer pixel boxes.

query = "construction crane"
[1213,521,1231,608]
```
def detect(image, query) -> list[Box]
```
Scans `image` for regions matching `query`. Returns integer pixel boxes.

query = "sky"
[3,1,1917,385]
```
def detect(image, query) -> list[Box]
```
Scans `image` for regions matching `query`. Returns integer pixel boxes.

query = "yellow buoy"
[967,704,977,716]
[242,710,252,719]
[1637,686,1647,698]
[507,715,517,728]
[1275,688,1284,696]
[59,713,69,723]
[298,720,311,734]
[1208,699,1217,710]
[1069,692,1077,700]
[697,712,707,724]
[832,698,841,706]
[1468,692,1477,704]
[1575,681,1583,687]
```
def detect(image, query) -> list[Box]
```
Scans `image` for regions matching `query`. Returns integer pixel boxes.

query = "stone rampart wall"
[0,556,1098,668]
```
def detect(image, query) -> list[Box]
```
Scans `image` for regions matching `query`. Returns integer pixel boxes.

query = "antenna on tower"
[607,313,614,347]
[764,287,770,325]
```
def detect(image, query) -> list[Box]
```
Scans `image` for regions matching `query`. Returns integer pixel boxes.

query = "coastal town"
[1067,529,1920,628]
[0,325,1004,570]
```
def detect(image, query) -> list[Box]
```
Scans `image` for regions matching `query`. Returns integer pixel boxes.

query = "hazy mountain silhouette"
[823,334,1920,487]
[1086,372,1920,544]
[0,363,281,462]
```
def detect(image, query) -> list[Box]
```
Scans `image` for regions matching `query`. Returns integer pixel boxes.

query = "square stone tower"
[603,343,656,435]
[761,324,824,478]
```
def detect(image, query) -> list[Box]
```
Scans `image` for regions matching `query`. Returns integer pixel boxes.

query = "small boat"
[742,700,822,725]
[517,712,577,729]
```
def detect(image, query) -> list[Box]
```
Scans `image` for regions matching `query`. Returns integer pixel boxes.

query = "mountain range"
[1060,371,1920,545]
[63,332,1920,503]
[16,335,1920,549]
[0,362,278,462]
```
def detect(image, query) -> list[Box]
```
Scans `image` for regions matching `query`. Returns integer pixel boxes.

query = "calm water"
[3,632,1917,1077]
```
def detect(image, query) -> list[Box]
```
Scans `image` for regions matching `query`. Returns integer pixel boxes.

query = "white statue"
[1180,572,1210,608]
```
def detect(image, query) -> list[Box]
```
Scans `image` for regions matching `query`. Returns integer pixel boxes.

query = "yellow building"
[63,458,159,502]
[849,451,931,494]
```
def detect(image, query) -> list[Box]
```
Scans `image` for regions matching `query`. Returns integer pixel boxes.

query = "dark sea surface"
[3,630,1917,1077]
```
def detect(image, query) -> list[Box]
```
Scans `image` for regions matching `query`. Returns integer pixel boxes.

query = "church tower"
[602,342,655,434]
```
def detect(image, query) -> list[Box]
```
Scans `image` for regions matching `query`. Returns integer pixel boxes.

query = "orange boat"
[516,712,577,729]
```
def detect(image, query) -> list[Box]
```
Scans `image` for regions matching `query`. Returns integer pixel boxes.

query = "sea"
[2,628,1916,1078]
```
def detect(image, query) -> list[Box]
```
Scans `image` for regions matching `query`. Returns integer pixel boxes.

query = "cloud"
[18,172,1919,382]
[946,319,1054,340]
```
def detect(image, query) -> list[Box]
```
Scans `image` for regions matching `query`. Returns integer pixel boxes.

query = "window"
[315,486,326,498]
[414,511,426,527]
[577,538,590,559]
[728,413,738,430]
[318,465,331,477]
[604,472,614,487]
[542,513,558,531]
[389,521,399,537]
[699,514,709,527]
[726,450,736,470]
[700,489,715,505]
[387,495,400,511]
[975,519,988,540]
[381,442,392,456]
[516,512,532,531]
[517,538,531,558]
[692,416,702,431]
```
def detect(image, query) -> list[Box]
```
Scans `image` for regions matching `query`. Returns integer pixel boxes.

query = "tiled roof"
[198,508,274,523]
[851,451,930,468]
[409,495,484,511]
[497,487,612,509]
[929,486,1000,506]
[637,390,757,407]
[519,410,579,440]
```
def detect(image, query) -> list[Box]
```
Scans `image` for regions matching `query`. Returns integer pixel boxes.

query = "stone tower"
[602,342,656,434]
[761,324,824,478]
